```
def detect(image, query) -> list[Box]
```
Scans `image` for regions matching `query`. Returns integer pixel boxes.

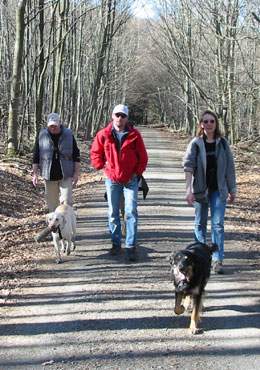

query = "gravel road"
[0,127,260,370]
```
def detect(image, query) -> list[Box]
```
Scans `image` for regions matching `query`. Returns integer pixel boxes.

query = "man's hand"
[73,162,80,187]
[186,191,195,206]
[228,193,236,204]
[32,173,38,187]
[72,174,79,187]
[32,164,39,187]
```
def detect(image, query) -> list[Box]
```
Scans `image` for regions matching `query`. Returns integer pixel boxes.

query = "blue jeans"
[105,177,138,248]
[194,191,226,262]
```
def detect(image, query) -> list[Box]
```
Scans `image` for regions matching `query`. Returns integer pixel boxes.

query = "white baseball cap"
[112,104,129,117]
[47,112,61,127]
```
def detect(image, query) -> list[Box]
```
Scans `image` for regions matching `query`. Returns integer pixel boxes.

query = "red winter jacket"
[90,122,148,184]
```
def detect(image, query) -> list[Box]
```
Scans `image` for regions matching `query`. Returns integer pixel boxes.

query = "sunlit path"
[0,127,259,370]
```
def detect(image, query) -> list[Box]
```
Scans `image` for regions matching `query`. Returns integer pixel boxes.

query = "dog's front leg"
[183,295,193,313]
[71,235,76,251]
[66,240,71,256]
[52,233,62,264]
[71,214,77,251]
[174,291,185,315]
[61,240,66,253]
[190,294,203,335]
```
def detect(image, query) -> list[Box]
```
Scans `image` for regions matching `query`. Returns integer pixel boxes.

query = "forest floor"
[0,137,100,300]
[0,127,260,369]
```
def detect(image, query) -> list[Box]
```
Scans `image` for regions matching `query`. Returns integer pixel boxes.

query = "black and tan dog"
[169,242,218,334]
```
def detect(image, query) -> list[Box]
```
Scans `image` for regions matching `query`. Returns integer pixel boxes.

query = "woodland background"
[0,0,259,156]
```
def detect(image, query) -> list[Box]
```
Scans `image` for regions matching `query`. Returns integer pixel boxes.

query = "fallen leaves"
[0,157,98,298]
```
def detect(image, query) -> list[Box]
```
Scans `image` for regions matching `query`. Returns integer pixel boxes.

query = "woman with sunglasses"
[183,110,236,274]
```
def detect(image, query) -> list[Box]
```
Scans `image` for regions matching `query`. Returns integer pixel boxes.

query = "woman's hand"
[185,172,194,205]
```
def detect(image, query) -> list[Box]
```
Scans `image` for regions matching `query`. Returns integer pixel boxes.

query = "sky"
[132,0,157,19]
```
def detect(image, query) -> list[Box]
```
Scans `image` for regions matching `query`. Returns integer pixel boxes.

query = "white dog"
[46,203,77,263]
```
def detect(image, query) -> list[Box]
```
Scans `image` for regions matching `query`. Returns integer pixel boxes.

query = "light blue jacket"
[183,136,236,202]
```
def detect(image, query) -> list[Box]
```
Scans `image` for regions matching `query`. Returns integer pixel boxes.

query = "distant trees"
[0,0,259,155]
[0,0,135,155]
[128,0,260,142]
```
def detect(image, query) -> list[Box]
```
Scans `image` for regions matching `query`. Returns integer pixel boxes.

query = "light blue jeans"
[194,191,226,262]
[105,177,138,248]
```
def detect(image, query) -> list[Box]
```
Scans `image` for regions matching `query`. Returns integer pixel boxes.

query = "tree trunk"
[86,0,113,138]
[7,0,26,156]
[52,0,69,113]
[34,0,45,135]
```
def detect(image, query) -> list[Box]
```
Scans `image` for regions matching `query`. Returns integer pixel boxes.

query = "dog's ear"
[60,215,66,227]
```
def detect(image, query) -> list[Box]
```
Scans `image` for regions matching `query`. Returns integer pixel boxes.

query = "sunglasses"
[115,113,127,118]
[202,119,215,124]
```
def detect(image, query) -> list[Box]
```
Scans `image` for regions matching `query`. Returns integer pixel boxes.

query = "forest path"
[0,127,259,370]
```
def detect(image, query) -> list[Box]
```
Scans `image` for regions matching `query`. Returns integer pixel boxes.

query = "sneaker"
[212,261,224,274]
[125,247,137,262]
[110,244,122,256]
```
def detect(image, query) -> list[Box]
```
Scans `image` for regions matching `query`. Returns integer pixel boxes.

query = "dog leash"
[58,226,63,240]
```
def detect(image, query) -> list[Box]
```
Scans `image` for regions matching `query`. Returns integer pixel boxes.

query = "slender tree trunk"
[86,0,113,138]
[75,4,84,135]
[186,15,194,134]
[7,0,27,156]
[227,0,239,144]
[18,0,32,152]
[34,0,45,135]
[214,2,228,136]
[52,0,69,113]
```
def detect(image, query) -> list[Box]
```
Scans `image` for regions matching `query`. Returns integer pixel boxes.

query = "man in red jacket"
[90,104,148,262]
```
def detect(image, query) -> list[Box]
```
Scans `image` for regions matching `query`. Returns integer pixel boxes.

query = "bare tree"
[52,0,69,113]
[2,0,258,151]
[7,0,27,156]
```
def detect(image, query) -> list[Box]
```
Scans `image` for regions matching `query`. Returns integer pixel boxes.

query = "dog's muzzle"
[49,225,59,233]
[50,225,63,240]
